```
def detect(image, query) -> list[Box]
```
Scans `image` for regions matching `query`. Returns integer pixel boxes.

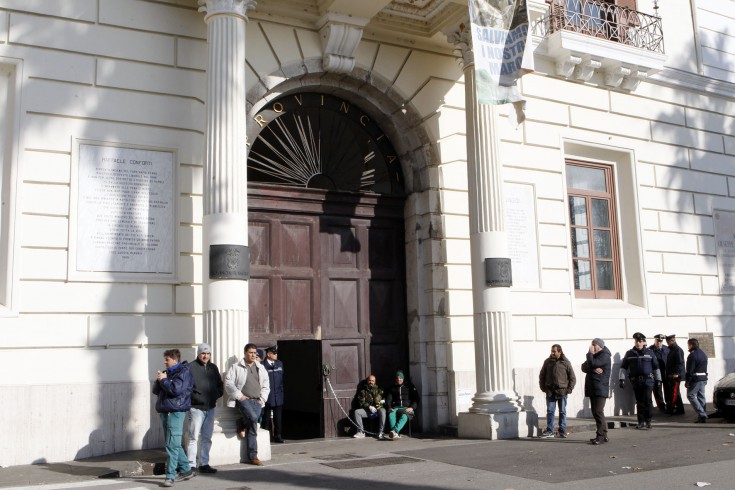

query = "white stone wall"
[1,0,734,467]
[0,1,207,467]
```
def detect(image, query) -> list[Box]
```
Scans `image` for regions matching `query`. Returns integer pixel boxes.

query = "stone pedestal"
[196,413,272,466]
[458,411,538,440]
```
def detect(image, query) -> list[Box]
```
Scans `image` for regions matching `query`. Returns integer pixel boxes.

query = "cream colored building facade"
[1,0,734,467]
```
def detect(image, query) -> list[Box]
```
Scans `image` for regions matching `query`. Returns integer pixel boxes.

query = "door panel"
[248,185,407,437]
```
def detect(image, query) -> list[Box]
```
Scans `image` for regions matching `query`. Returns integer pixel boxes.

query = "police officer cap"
[633,332,646,341]
[265,345,278,354]
[654,334,666,341]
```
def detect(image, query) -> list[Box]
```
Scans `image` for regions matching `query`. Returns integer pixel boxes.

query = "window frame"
[566,160,622,299]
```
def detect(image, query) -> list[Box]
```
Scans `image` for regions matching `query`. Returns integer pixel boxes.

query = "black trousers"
[667,378,685,413]
[261,404,283,438]
[590,396,607,437]
[653,378,667,411]
[632,384,654,423]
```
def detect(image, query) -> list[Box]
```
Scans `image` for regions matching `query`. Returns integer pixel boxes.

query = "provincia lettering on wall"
[469,0,534,105]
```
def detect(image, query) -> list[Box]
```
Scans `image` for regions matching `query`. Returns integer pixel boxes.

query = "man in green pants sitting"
[385,370,419,440]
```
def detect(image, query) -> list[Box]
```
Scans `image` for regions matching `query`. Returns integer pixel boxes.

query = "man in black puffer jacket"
[583,338,611,445]
[187,343,224,474]
[153,348,195,487]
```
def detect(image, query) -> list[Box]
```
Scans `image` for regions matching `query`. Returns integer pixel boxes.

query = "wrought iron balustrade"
[534,0,664,54]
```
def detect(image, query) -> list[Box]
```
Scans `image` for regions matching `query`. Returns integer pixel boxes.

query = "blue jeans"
[237,399,262,461]
[545,395,567,433]
[159,412,191,480]
[187,407,215,467]
[687,380,707,418]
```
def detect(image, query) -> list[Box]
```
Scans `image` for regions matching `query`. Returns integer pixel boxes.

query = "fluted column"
[198,0,269,464]
[199,0,254,372]
[447,23,524,419]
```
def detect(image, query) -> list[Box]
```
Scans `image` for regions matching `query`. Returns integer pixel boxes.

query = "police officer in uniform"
[619,332,662,429]
[650,334,669,413]
[665,334,686,415]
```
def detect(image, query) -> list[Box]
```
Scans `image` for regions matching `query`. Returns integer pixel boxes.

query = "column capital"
[198,0,256,22]
[444,17,473,69]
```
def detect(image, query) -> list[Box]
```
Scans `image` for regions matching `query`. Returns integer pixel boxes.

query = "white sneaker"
[377,432,384,440]
[389,430,398,440]
[353,431,365,438]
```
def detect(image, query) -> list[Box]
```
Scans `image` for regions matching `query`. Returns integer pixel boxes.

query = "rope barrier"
[324,375,383,438]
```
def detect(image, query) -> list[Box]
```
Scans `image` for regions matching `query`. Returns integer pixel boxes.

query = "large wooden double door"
[247,184,407,437]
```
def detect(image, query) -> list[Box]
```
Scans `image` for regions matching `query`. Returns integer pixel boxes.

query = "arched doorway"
[247,92,408,438]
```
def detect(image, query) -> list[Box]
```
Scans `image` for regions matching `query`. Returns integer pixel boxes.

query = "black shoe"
[197,465,217,474]
[175,469,196,482]
[695,416,707,423]
[646,421,652,429]
[590,436,608,445]
[273,436,285,443]
[635,422,646,430]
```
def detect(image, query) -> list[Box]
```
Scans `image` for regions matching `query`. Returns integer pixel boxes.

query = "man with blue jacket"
[153,348,196,487]
[261,345,285,443]
[686,338,709,423]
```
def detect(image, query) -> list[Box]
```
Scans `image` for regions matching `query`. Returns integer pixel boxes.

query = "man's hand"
[619,380,625,389]
[156,371,167,381]
[405,407,414,414]
[369,406,377,414]
[594,368,603,374]
[673,374,679,379]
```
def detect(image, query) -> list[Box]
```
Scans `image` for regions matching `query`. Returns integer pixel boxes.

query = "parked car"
[713,373,735,420]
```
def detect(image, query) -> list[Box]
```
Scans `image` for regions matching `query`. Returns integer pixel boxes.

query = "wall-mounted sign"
[714,209,735,294]
[76,144,174,274]
[504,182,540,289]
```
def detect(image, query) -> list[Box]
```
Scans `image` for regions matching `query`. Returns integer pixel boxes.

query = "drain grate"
[311,453,363,461]
[321,456,422,470]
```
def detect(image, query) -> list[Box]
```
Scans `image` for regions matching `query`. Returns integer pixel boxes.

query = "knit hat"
[396,370,405,379]
[256,348,265,360]
[197,343,211,355]
[592,338,605,349]
[665,334,676,341]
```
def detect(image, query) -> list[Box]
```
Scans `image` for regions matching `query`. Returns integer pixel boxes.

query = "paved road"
[2,416,734,490]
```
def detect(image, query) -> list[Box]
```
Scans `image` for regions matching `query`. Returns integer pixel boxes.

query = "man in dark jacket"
[353,374,387,439]
[385,370,419,440]
[619,332,661,429]
[665,334,686,415]
[686,338,709,423]
[650,334,669,413]
[584,338,611,445]
[538,344,576,438]
[153,348,196,487]
[261,345,285,443]
[187,343,224,474]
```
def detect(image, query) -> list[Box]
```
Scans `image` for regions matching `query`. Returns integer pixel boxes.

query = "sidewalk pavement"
[1,414,732,489]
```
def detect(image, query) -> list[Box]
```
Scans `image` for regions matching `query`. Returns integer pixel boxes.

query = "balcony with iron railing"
[532,0,667,90]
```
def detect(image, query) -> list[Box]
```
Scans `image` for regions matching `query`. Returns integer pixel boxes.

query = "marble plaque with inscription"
[77,144,174,274]
[714,210,735,294]
[504,182,540,289]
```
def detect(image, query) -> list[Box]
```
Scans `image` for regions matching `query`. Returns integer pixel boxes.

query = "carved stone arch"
[245,65,436,195]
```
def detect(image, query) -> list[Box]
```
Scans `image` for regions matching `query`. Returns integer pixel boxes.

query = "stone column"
[447,23,537,439]
[198,0,270,463]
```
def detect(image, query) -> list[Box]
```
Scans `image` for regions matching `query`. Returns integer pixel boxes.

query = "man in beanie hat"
[665,335,686,415]
[584,338,611,445]
[187,343,224,474]
[385,370,419,440]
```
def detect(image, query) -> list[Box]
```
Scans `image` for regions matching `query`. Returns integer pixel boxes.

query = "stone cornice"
[649,67,735,101]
